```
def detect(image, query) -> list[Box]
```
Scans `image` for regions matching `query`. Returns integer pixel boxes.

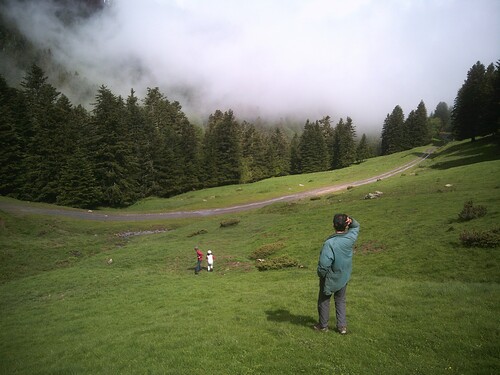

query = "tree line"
[2,60,496,209]
[380,60,499,155]
[0,65,372,209]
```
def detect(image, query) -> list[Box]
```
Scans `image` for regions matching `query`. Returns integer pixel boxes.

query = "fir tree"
[381,105,405,155]
[332,117,356,169]
[452,61,497,141]
[299,120,328,173]
[289,133,301,174]
[355,133,371,163]
[0,75,22,196]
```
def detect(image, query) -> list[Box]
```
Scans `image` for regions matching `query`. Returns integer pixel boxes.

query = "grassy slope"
[0,138,499,374]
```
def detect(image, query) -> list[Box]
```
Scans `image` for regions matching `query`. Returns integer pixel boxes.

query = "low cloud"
[3,0,499,131]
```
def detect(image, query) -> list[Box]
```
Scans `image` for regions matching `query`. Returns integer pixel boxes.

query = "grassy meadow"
[0,137,499,374]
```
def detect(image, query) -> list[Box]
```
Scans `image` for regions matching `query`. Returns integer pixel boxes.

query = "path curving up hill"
[0,150,434,222]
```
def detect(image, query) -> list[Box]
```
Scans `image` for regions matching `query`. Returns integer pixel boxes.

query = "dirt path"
[0,150,433,222]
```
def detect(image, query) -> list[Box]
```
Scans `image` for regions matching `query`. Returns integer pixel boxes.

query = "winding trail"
[0,150,433,222]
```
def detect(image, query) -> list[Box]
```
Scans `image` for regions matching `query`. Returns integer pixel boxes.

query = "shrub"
[187,229,208,237]
[255,256,300,271]
[458,201,487,221]
[249,241,285,260]
[220,218,240,228]
[459,228,499,248]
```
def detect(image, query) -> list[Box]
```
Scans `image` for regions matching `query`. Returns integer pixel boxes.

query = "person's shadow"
[265,308,316,327]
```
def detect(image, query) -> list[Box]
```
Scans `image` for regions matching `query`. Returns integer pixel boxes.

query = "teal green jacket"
[317,218,360,295]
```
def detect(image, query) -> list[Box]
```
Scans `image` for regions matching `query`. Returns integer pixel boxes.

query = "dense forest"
[0,3,497,209]
[0,65,375,208]
[1,59,498,209]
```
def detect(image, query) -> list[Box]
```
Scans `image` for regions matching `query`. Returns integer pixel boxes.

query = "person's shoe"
[338,326,347,335]
[313,324,328,332]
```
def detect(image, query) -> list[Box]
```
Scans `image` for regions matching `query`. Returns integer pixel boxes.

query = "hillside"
[0,137,499,374]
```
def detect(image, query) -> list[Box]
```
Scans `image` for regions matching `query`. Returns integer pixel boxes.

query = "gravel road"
[0,150,433,222]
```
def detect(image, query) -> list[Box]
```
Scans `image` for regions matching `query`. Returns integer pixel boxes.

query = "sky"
[3,0,500,131]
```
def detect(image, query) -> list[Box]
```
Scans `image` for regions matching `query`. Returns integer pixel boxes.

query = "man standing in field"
[194,246,203,275]
[314,214,360,334]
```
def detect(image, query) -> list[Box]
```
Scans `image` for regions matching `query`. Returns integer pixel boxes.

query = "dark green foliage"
[255,255,300,271]
[249,241,285,260]
[299,120,328,173]
[0,64,375,209]
[91,85,137,207]
[381,105,405,155]
[433,102,452,132]
[332,117,356,169]
[459,228,499,248]
[458,200,487,221]
[266,127,290,177]
[240,122,269,183]
[0,75,23,196]
[56,147,102,209]
[289,133,301,174]
[203,110,242,186]
[356,133,371,162]
[220,218,240,228]
[20,64,64,202]
[452,61,499,141]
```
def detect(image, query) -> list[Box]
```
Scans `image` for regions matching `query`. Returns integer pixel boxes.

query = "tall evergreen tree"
[452,61,496,141]
[91,85,137,207]
[143,87,181,197]
[57,146,102,209]
[412,100,429,146]
[0,75,23,196]
[20,64,62,202]
[433,102,451,132]
[332,117,356,169]
[381,105,405,155]
[318,116,334,169]
[240,122,269,183]
[266,127,290,177]
[299,120,328,173]
[215,110,242,185]
[355,133,371,163]
[289,132,301,175]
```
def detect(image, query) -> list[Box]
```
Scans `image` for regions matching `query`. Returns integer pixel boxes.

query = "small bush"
[310,196,321,201]
[249,241,285,260]
[187,229,208,237]
[255,256,300,271]
[458,201,487,221]
[220,218,240,228]
[459,228,499,248]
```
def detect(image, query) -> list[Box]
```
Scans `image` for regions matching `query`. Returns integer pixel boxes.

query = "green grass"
[0,137,499,374]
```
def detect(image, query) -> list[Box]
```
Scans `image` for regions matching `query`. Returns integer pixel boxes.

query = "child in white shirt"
[206,250,214,272]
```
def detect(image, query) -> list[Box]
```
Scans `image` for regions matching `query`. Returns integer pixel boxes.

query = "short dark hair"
[333,214,348,231]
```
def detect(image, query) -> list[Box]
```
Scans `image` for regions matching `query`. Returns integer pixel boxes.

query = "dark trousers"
[317,278,347,329]
[195,260,202,274]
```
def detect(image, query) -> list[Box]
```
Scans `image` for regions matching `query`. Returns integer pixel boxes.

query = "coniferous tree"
[452,61,497,141]
[143,87,180,197]
[240,122,268,183]
[318,116,334,168]
[289,132,301,174]
[214,110,242,185]
[266,127,290,177]
[91,85,137,206]
[355,133,371,163]
[299,120,328,173]
[433,102,452,132]
[412,100,429,146]
[57,147,102,209]
[20,64,62,202]
[381,105,405,155]
[332,117,356,169]
[0,75,23,196]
